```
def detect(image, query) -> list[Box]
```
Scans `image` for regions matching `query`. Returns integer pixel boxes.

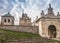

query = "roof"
[2,13,13,17]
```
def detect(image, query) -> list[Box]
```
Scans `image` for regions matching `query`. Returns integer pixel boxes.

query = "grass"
[0,29,40,39]
[0,29,59,43]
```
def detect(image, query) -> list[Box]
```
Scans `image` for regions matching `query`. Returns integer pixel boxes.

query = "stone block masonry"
[7,38,58,43]
[0,25,39,34]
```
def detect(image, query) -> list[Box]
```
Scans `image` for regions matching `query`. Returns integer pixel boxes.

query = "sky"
[0,0,60,25]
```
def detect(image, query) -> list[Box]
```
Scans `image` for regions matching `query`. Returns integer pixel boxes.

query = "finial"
[8,10,11,14]
[22,12,25,17]
[22,12,24,14]
[58,12,59,14]
[7,12,10,15]
[8,12,10,14]
[49,4,51,7]
[42,10,44,13]
[41,10,44,14]
[36,16,38,18]
[22,12,28,17]
[57,12,60,16]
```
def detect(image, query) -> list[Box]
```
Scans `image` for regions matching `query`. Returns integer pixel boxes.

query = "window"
[4,19,6,22]
[8,19,10,22]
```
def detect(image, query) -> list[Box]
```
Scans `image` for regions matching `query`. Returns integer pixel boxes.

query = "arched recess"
[48,25,57,38]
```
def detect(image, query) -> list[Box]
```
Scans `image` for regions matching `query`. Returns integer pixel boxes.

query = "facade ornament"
[41,10,45,17]
[48,4,54,16]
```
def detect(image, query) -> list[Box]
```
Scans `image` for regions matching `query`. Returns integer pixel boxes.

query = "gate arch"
[48,25,56,38]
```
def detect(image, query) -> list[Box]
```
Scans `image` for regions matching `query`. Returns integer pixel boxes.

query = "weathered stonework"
[19,13,31,26]
[0,12,38,34]
[40,18,60,38]
[1,13,14,25]
[35,4,60,40]
[0,25,39,34]
[7,38,58,43]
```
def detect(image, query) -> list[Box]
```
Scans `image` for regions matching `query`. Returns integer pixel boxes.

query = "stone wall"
[7,38,58,43]
[0,25,39,34]
[1,17,14,25]
[41,18,60,38]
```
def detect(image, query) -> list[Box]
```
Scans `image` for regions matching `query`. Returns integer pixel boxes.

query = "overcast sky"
[0,0,60,25]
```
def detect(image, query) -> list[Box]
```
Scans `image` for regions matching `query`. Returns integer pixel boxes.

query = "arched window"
[4,19,6,22]
[8,19,10,22]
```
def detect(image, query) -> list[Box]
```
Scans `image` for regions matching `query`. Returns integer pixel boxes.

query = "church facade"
[35,4,60,39]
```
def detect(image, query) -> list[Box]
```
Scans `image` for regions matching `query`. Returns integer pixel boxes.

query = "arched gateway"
[48,25,56,38]
[35,4,60,39]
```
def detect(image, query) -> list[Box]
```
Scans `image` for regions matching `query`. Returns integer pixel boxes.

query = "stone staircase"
[7,37,59,43]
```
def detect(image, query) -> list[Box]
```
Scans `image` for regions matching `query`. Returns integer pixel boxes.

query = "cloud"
[11,0,41,25]
[0,0,60,24]
[10,0,59,24]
